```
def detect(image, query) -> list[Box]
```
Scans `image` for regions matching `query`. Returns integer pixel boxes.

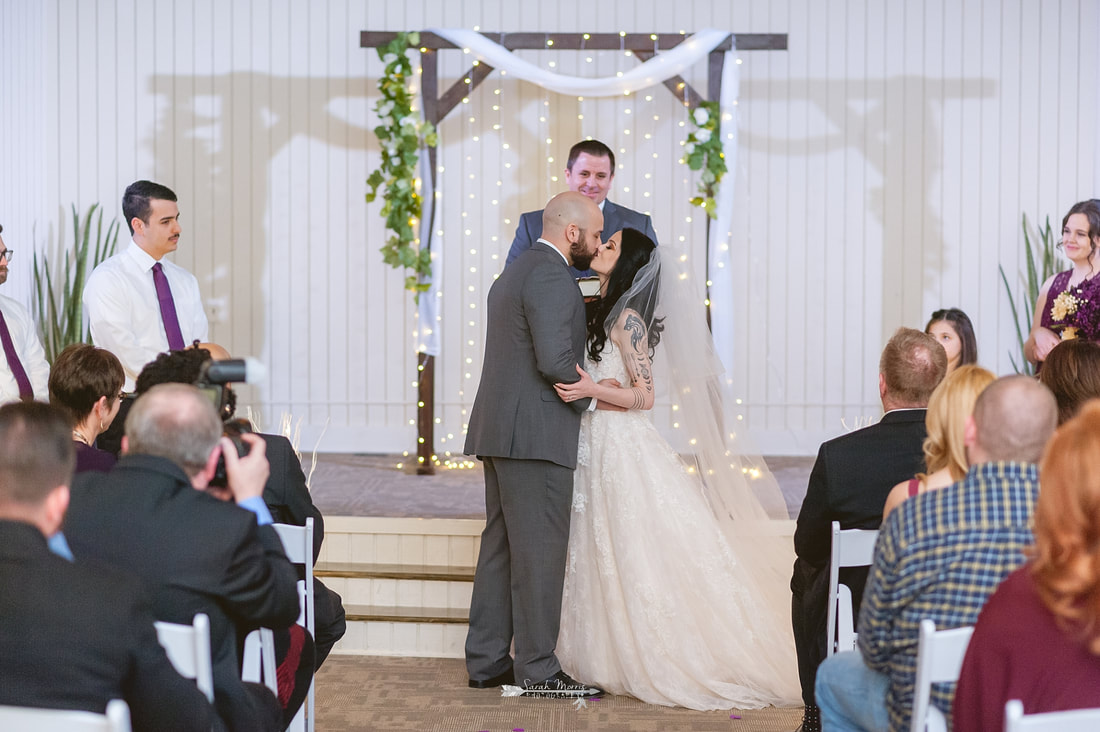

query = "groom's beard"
[570,229,595,270]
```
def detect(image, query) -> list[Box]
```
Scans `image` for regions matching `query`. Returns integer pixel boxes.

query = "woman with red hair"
[953,400,1100,730]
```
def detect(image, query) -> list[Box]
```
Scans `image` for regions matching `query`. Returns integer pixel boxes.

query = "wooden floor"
[315,656,804,732]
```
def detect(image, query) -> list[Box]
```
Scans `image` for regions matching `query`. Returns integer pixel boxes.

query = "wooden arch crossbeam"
[362,31,788,124]
[361,30,788,473]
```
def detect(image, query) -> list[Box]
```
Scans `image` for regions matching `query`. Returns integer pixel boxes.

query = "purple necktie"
[152,262,186,350]
[0,310,33,401]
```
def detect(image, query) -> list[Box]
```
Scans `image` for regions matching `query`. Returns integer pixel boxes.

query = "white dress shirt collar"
[125,240,161,272]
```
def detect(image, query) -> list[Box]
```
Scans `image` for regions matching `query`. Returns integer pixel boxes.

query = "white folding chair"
[826,521,879,656]
[1004,699,1100,731]
[910,619,974,732]
[242,518,315,732]
[154,612,215,702]
[0,699,131,731]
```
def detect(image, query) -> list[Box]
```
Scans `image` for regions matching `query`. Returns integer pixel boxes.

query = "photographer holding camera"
[103,344,346,670]
[63,382,310,731]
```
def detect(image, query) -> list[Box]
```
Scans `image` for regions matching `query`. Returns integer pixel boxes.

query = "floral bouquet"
[1049,278,1100,341]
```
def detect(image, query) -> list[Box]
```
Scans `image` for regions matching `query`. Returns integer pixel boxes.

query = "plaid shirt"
[857,461,1038,731]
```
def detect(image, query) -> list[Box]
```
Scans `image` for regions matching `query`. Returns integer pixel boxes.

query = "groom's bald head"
[541,192,602,269]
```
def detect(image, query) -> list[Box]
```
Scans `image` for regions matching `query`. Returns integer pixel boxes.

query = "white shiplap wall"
[0,0,1095,454]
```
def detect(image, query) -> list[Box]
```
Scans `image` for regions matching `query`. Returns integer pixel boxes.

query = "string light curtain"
[420,28,742,371]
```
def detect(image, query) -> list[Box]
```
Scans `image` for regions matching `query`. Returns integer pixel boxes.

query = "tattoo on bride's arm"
[624,344,654,396]
[624,313,646,352]
[630,387,645,410]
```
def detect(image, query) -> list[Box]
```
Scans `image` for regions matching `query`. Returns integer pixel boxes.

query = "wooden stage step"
[343,604,469,624]
[321,516,481,657]
[315,562,475,583]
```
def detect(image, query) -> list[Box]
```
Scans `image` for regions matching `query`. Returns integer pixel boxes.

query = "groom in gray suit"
[464,191,605,695]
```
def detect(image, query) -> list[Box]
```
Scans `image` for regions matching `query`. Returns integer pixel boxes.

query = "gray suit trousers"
[465,455,574,684]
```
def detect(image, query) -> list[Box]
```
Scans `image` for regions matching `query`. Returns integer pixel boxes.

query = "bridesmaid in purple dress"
[48,344,125,473]
[1026,200,1100,367]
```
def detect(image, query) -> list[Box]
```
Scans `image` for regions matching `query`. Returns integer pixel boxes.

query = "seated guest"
[1037,338,1100,424]
[791,327,947,731]
[883,365,995,519]
[133,346,347,668]
[954,400,1100,731]
[0,402,217,730]
[48,343,125,473]
[925,308,978,373]
[815,376,1059,731]
[63,383,308,731]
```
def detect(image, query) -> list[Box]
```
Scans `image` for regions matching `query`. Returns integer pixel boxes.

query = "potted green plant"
[33,203,120,363]
[999,213,1057,376]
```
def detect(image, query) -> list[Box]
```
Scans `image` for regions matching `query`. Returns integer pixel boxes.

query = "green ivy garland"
[366,32,439,296]
[683,101,727,219]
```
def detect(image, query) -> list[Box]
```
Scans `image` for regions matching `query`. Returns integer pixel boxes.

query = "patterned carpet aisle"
[315,656,803,732]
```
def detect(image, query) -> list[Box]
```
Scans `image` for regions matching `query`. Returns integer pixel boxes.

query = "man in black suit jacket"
[0,402,218,730]
[790,327,947,732]
[64,383,305,732]
[125,345,346,668]
[464,192,604,695]
[506,139,658,278]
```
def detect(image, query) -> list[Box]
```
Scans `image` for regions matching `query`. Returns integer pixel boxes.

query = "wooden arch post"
[361,30,788,474]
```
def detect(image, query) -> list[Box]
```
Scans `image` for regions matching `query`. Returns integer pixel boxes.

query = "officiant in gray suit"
[464,191,606,696]
[506,139,658,279]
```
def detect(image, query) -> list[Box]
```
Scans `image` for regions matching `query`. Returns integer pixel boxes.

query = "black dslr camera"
[196,359,254,488]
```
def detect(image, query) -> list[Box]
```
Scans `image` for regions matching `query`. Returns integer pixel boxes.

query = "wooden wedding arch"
[361,30,787,473]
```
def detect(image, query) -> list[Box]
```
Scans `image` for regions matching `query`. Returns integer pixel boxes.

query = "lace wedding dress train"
[557,342,801,711]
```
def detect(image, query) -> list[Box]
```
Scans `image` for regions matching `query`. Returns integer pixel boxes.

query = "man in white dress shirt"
[83,180,219,390]
[0,223,50,403]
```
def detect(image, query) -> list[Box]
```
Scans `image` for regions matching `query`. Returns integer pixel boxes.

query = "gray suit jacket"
[505,199,658,278]
[464,243,591,469]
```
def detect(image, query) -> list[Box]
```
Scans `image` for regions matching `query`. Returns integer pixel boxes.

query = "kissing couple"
[464,191,800,709]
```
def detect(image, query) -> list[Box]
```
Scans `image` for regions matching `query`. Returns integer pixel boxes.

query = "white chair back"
[910,619,974,732]
[154,612,215,702]
[0,699,131,731]
[1004,699,1100,731]
[242,518,315,732]
[272,521,314,637]
[826,521,879,655]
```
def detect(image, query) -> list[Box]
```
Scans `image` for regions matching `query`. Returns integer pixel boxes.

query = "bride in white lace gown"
[553,229,801,711]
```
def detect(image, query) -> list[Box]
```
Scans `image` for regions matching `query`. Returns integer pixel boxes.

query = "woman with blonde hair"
[954,400,1100,731]
[882,364,995,520]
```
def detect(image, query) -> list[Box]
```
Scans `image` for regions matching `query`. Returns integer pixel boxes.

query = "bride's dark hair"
[586,228,664,363]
